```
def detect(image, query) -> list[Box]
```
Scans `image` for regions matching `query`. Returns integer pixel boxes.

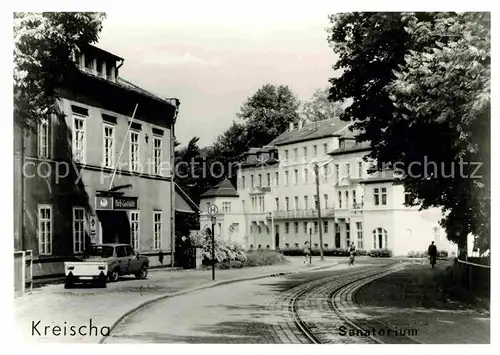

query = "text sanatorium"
[339,325,418,337]
[32,320,110,337]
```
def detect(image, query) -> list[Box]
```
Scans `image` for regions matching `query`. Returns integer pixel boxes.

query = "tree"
[14,12,106,130]
[327,12,490,252]
[301,87,346,122]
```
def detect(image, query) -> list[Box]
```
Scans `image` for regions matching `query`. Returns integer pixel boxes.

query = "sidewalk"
[15,256,338,343]
[354,260,490,344]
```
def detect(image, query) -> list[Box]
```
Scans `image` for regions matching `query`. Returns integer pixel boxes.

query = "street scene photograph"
[11,2,491,347]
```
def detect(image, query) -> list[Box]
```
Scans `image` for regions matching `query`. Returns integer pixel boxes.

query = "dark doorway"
[335,222,341,248]
[275,225,279,249]
[96,210,131,245]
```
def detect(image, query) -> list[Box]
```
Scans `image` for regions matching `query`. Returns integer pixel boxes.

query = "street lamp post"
[313,163,324,260]
[309,227,312,264]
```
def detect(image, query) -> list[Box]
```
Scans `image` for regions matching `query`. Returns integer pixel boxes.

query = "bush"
[407,250,449,258]
[368,249,392,257]
[281,247,368,257]
[243,250,286,267]
[201,239,247,265]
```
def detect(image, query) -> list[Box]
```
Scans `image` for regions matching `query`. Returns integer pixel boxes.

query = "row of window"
[37,205,163,255]
[37,115,164,175]
[241,161,365,189]
[282,143,328,160]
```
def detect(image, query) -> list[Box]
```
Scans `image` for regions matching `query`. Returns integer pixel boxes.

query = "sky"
[96,1,342,147]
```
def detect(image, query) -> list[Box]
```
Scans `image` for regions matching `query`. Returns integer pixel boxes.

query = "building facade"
[199,118,457,256]
[14,44,196,277]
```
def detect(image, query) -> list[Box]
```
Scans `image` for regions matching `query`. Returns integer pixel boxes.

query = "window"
[304,196,309,210]
[73,207,85,254]
[285,197,290,211]
[294,222,299,233]
[267,173,271,186]
[313,145,317,156]
[323,164,329,181]
[323,221,328,233]
[314,195,318,208]
[374,188,380,206]
[130,131,140,172]
[304,168,308,183]
[345,191,349,209]
[103,124,115,168]
[251,175,255,188]
[381,188,387,205]
[404,192,412,205]
[125,245,135,256]
[356,222,363,249]
[338,191,342,208]
[324,194,328,209]
[130,211,140,250]
[372,228,388,249]
[324,244,329,248]
[153,136,162,175]
[314,221,318,233]
[73,115,85,163]
[335,164,340,184]
[38,205,52,255]
[106,64,115,81]
[116,246,127,258]
[346,163,351,178]
[285,171,289,186]
[242,176,246,189]
[285,150,289,160]
[275,198,279,210]
[258,174,262,187]
[84,55,94,72]
[304,222,308,233]
[346,223,351,247]
[323,143,328,154]
[231,224,239,234]
[223,202,232,212]
[293,148,298,158]
[206,202,210,212]
[275,172,279,186]
[96,59,103,77]
[294,169,299,185]
[303,146,308,158]
[353,190,357,206]
[153,211,162,249]
[258,225,262,234]
[285,222,290,234]
[358,161,363,178]
[37,119,50,158]
[294,196,299,210]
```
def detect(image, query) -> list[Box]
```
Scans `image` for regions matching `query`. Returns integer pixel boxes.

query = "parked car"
[64,243,149,288]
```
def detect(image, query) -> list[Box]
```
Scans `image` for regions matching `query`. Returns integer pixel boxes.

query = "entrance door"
[335,223,341,248]
[275,224,279,249]
[97,211,131,245]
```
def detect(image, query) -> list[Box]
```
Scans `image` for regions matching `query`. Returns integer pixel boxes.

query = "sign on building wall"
[95,196,138,211]
[89,216,97,236]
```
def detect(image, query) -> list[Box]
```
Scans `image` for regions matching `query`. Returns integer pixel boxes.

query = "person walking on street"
[349,242,356,266]
[428,241,438,268]
[303,241,311,263]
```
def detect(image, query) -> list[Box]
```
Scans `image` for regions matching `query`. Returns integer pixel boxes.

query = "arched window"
[372,228,388,249]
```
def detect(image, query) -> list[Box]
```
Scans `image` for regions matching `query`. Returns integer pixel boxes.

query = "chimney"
[289,122,294,132]
[298,120,303,129]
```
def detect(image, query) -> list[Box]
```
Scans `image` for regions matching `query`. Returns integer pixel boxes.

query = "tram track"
[271,262,406,344]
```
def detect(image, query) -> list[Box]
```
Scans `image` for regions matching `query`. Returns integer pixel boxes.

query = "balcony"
[249,186,272,195]
[351,203,364,215]
[272,209,335,220]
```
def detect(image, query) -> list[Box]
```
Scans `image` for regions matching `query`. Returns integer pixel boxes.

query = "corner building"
[14,44,196,277]
[199,119,457,256]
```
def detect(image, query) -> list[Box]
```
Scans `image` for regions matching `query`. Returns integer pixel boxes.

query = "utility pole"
[314,163,324,260]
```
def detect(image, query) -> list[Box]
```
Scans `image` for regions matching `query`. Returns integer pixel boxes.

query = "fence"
[14,250,33,298]
[455,257,490,298]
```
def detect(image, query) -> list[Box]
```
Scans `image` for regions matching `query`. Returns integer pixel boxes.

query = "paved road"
[105,259,396,344]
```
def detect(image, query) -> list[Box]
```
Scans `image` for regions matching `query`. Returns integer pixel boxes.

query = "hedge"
[407,250,449,258]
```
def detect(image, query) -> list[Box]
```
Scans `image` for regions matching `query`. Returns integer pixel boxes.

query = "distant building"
[14,43,197,278]
[199,119,457,256]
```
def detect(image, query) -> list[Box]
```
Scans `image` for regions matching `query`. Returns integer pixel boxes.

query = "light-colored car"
[64,244,149,288]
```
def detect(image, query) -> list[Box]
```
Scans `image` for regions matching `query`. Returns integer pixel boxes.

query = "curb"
[100,261,339,343]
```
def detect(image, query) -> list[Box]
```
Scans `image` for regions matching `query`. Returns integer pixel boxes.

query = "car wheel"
[108,268,119,282]
[135,265,148,279]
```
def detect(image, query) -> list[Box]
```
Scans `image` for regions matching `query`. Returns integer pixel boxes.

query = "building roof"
[200,179,239,198]
[329,141,371,156]
[85,43,124,62]
[268,118,351,146]
[117,77,176,106]
[175,183,199,213]
[361,170,396,184]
